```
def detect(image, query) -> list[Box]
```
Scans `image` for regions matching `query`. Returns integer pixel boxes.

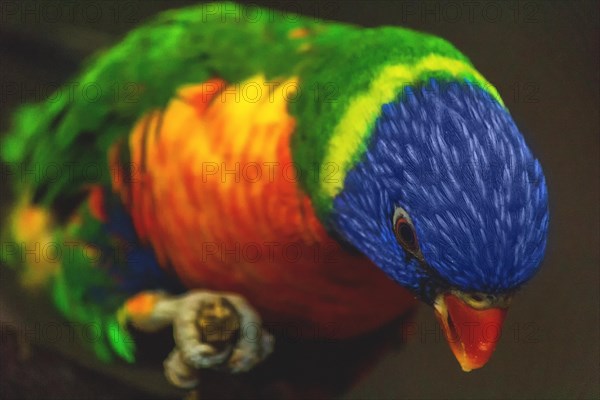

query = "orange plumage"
[110,76,415,338]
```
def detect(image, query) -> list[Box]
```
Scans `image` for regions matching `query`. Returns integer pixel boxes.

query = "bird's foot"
[120,290,274,388]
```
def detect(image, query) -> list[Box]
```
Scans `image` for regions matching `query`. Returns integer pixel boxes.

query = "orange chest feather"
[110,76,414,337]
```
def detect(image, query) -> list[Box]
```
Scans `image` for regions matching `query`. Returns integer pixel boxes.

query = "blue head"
[331,80,549,369]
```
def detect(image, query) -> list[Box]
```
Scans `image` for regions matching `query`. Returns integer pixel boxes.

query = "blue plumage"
[103,192,185,294]
[332,80,549,301]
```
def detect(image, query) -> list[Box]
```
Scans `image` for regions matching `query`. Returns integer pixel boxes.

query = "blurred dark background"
[0,1,598,399]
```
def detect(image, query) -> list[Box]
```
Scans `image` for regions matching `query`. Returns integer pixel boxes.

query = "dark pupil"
[398,223,416,247]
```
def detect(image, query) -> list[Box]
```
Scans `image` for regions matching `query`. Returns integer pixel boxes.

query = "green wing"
[2,2,476,214]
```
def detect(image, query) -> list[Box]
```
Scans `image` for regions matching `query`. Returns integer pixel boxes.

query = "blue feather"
[101,192,185,294]
[332,80,549,298]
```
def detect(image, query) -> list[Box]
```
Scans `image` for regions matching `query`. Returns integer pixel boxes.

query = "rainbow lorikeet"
[1,1,549,387]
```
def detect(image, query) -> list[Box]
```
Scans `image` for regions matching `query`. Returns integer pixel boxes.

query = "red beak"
[434,293,508,371]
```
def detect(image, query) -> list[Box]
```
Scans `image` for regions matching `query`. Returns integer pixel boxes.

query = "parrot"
[0,1,549,388]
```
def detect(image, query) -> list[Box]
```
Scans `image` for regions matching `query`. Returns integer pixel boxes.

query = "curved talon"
[228,328,274,373]
[121,289,274,388]
[164,349,199,389]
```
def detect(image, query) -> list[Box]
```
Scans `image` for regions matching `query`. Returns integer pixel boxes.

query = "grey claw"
[157,290,274,386]
[164,349,199,389]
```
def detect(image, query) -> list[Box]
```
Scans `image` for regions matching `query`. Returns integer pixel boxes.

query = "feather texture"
[1,3,548,364]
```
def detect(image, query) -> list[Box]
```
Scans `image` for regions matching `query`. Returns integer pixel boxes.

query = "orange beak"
[434,293,508,371]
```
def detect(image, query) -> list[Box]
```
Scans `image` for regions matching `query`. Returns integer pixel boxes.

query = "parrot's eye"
[395,218,417,250]
[393,206,421,257]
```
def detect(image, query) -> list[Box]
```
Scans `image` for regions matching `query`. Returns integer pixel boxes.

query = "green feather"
[1,2,502,363]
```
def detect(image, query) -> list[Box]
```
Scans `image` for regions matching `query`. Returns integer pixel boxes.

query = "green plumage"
[2,2,474,213]
[1,2,499,363]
